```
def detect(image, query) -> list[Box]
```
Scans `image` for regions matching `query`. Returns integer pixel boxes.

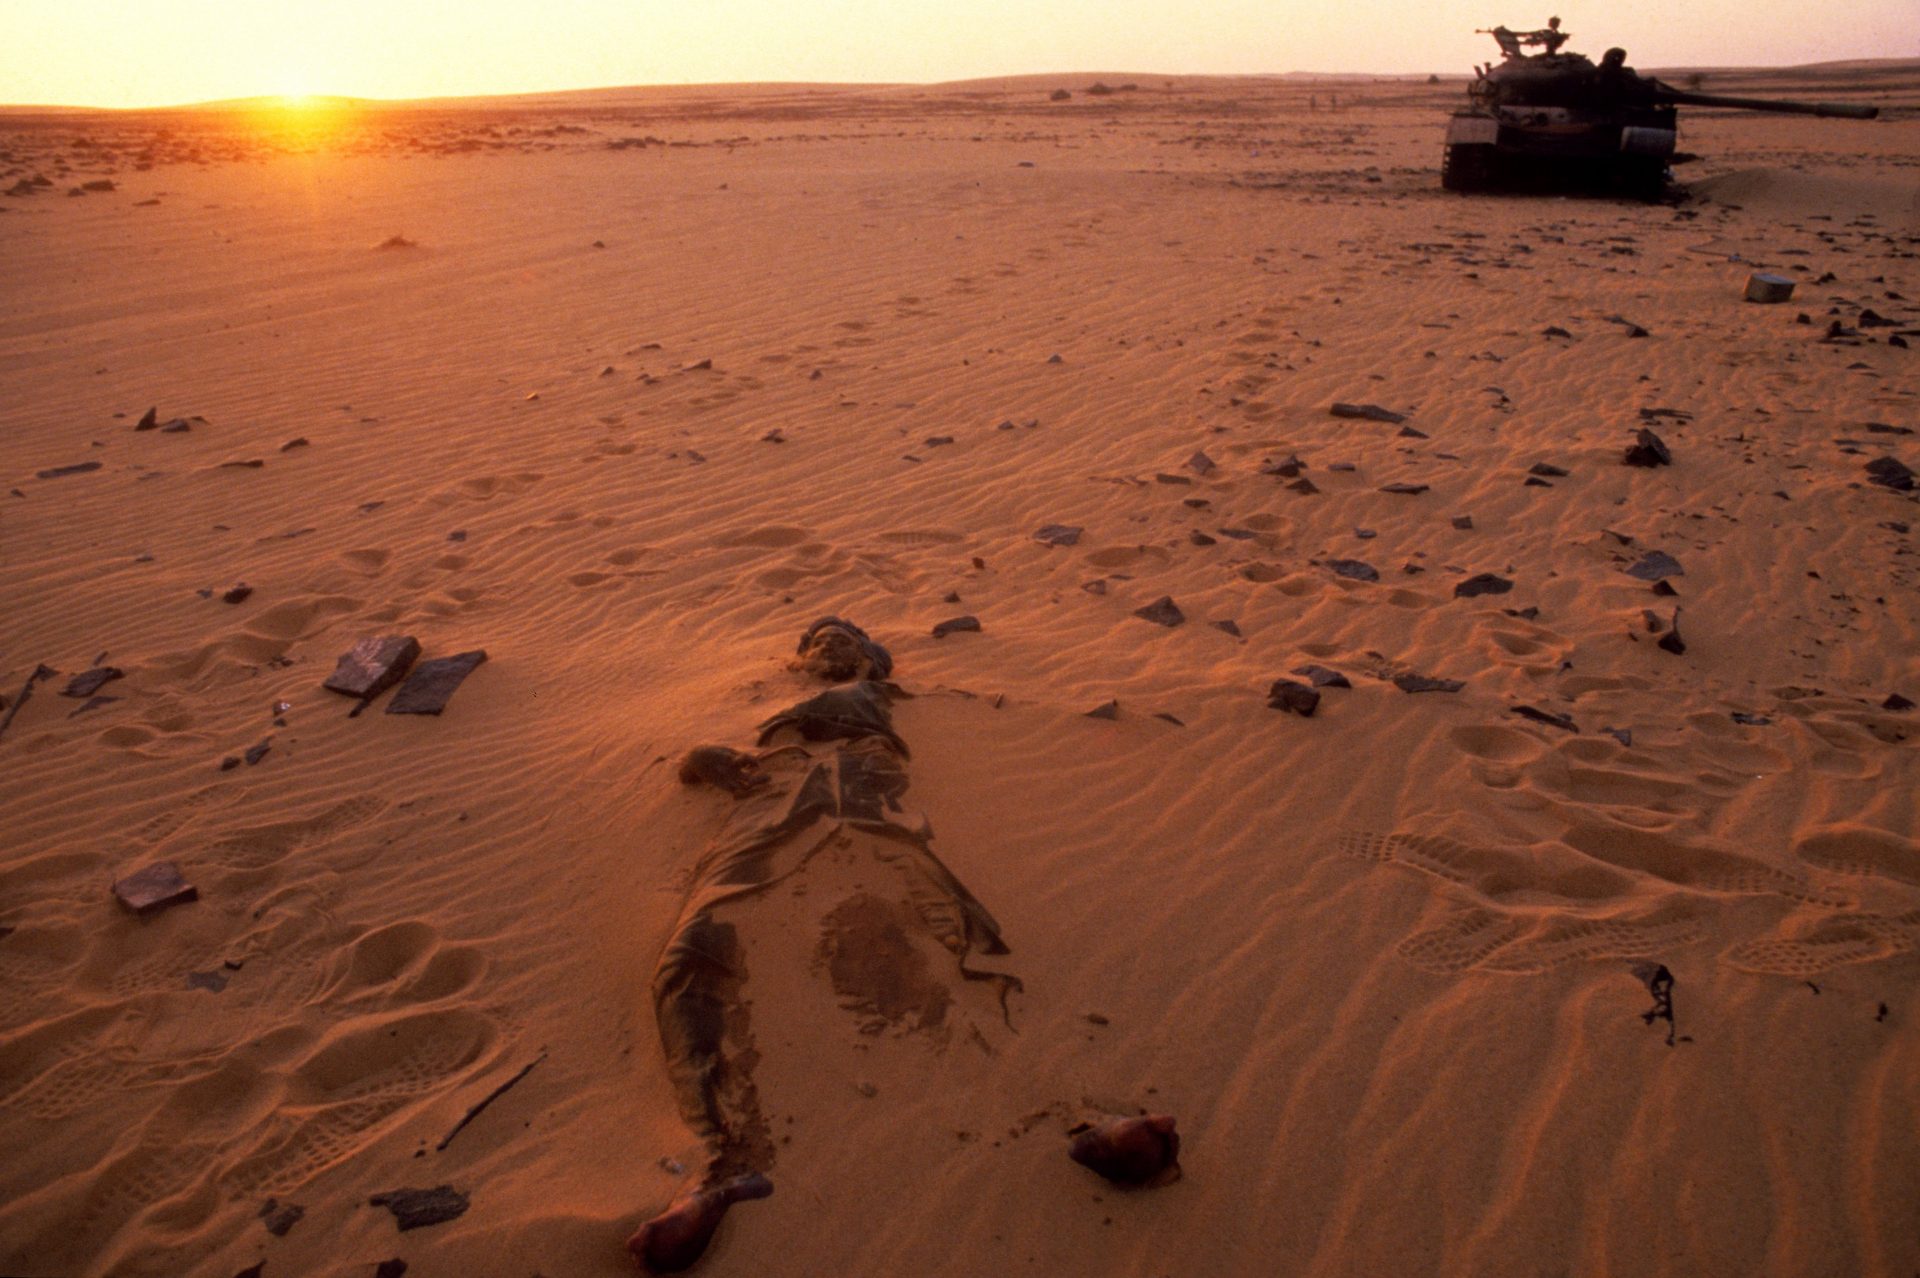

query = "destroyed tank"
[1442,29,1879,198]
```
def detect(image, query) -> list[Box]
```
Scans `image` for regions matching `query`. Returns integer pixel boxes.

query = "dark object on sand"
[1623,428,1672,467]
[931,615,981,639]
[1624,551,1683,582]
[1068,1115,1181,1186]
[792,616,892,681]
[37,461,103,480]
[1657,609,1686,655]
[436,1053,547,1152]
[113,861,198,915]
[757,681,909,756]
[1511,704,1578,732]
[1330,402,1407,424]
[0,663,55,742]
[1133,596,1185,627]
[1865,456,1916,492]
[63,667,123,698]
[1267,680,1320,717]
[1395,673,1465,694]
[1528,462,1569,478]
[1085,699,1120,720]
[1186,450,1217,476]
[1743,273,1796,304]
[629,1174,773,1273]
[1631,962,1677,1046]
[221,584,253,605]
[387,651,487,715]
[1885,693,1915,712]
[368,1185,469,1231]
[375,1262,408,1278]
[1443,31,1876,199]
[259,1199,304,1237]
[1292,664,1352,689]
[678,746,770,797]
[135,407,159,430]
[324,636,422,701]
[1380,482,1430,496]
[1454,573,1513,598]
[1032,523,1084,547]
[1326,559,1379,582]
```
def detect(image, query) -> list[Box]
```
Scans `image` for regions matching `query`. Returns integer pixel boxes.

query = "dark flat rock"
[375,1262,408,1278]
[259,1199,304,1236]
[1379,483,1429,496]
[1261,455,1306,478]
[1881,693,1914,711]
[1528,462,1569,478]
[1132,597,1185,627]
[1451,515,1474,530]
[369,1185,468,1231]
[1731,711,1772,726]
[1189,530,1217,546]
[324,636,421,700]
[1292,664,1352,689]
[1033,523,1083,547]
[1511,704,1578,732]
[1657,610,1687,655]
[1186,450,1217,476]
[386,651,487,715]
[1454,573,1513,598]
[1624,551,1683,582]
[1084,699,1120,720]
[1330,402,1407,424]
[37,462,102,480]
[931,615,981,639]
[1212,619,1243,637]
[63,667,123,698]
[1266,680,1320,716]
[113,861,197,915]
[1865,456,1916,491]
[1286,477,1320,495]
[1394,673,1464,694]
[221,584,253,605]
[1325,559,1378,582]
[135,407,158,431]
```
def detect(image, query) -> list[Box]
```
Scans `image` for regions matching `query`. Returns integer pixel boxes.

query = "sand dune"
[2,63,1917,1278]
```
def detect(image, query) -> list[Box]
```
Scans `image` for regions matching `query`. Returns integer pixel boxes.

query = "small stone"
[368,1186,469,1231]
[1743,272,1795,304]
[931,615,981,639]
[1623,428,1672,468]
[1542,325,1572,339]
[135,407,158,430]
[112,861,197,914]
[1730,711,1772,726]
[1084,699,1120,720]
[1625,551,1683,582]
[221,584,253,605]
[244,739,271,766]
[1451,515,1474,530]
[375,1261,408,1278]
[1186,450,1217,476]
[1380,483,1429,496]
[1884,693,1915,712]
[1330,402,1407,424]
[1453,573,1513,598]
[189,969,230,993]
[1291,664,1351,689]
[323,636,421,700]
[1864,456,1916,492]
[1266,680,1320,716]
[1033,523,1083,547]
[1132,597,1185,627]
[1528,462,1569,478]
[280,437,309,451]
[1510,704,1578,732]
[1286,477,1319,495]
[1211,619,1242,637]
[1325,559,1378,582]
[1657,610,1687,655]
[1393,673,1464,694]
[1603,726,1633,747]
[63,667,123,698]
[1188,530,1217,546]
[36,462,103,480]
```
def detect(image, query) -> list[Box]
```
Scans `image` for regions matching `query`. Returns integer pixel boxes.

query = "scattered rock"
[1624,551,1683,582]
[112,861,197,915]
[1186,450,1217,476]
[36,462,102,480]
[368,1186,469,1231]
[135,407,158,430]
[1542,325,1572,339]
[63,667,123,698]
[1330,402,1406,424]
[1743,273,1794,304]
[1657,609,1687,655]
[1730,711,1772,726]
[1451,515,1474,530]
[1603,726,1633,747]
[323,636,421,701]
[1884,693,1914,712]
[1453,573,1512,598]
[1865,456,1915,491]
[1325,559,1378,582]
[931,615,981,639]
[1511,704,1578,732]
[1132,597,1184,627]
[375,1262,408,1278]
[375,234,418,250]
[1084,699,1120,720]
[386,651,488,716]
[1623,428,1672,468]
[1068,1115,1181,1186]
[244,739,272,766]
[1379,482,1429,496]
[1033,523,1083,547]
[1394,673,1464,694]
[1266,680,1320,716]
[1291,664,1351,689]
[188,969,230,993]
[1528,462,1569,478]
[280,437,309,451]
[1188,530,1217,546]
[221,584,253,605]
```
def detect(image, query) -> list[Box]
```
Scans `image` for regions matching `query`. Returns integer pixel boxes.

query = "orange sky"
[4,0,1915,107]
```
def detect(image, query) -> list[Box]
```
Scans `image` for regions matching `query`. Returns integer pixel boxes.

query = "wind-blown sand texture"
[2,63,1918,1277]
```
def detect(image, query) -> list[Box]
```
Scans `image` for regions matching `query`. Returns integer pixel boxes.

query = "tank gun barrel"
[1650,82,1878,119]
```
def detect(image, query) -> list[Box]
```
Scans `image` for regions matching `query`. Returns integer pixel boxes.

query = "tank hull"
[1441,106,1674,198]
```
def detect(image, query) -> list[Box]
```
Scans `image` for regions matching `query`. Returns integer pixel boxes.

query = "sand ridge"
[1,65,1918,1277]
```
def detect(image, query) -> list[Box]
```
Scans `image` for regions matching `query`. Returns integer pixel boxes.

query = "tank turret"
[1442,26,1879,197]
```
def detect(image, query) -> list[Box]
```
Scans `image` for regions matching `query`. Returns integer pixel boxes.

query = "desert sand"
[2,63,1918,1278]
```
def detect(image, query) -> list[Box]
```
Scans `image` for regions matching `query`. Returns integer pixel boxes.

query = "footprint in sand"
[323,919,488,1006]
[1725,909,1920,976]
[202,794,386,872]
